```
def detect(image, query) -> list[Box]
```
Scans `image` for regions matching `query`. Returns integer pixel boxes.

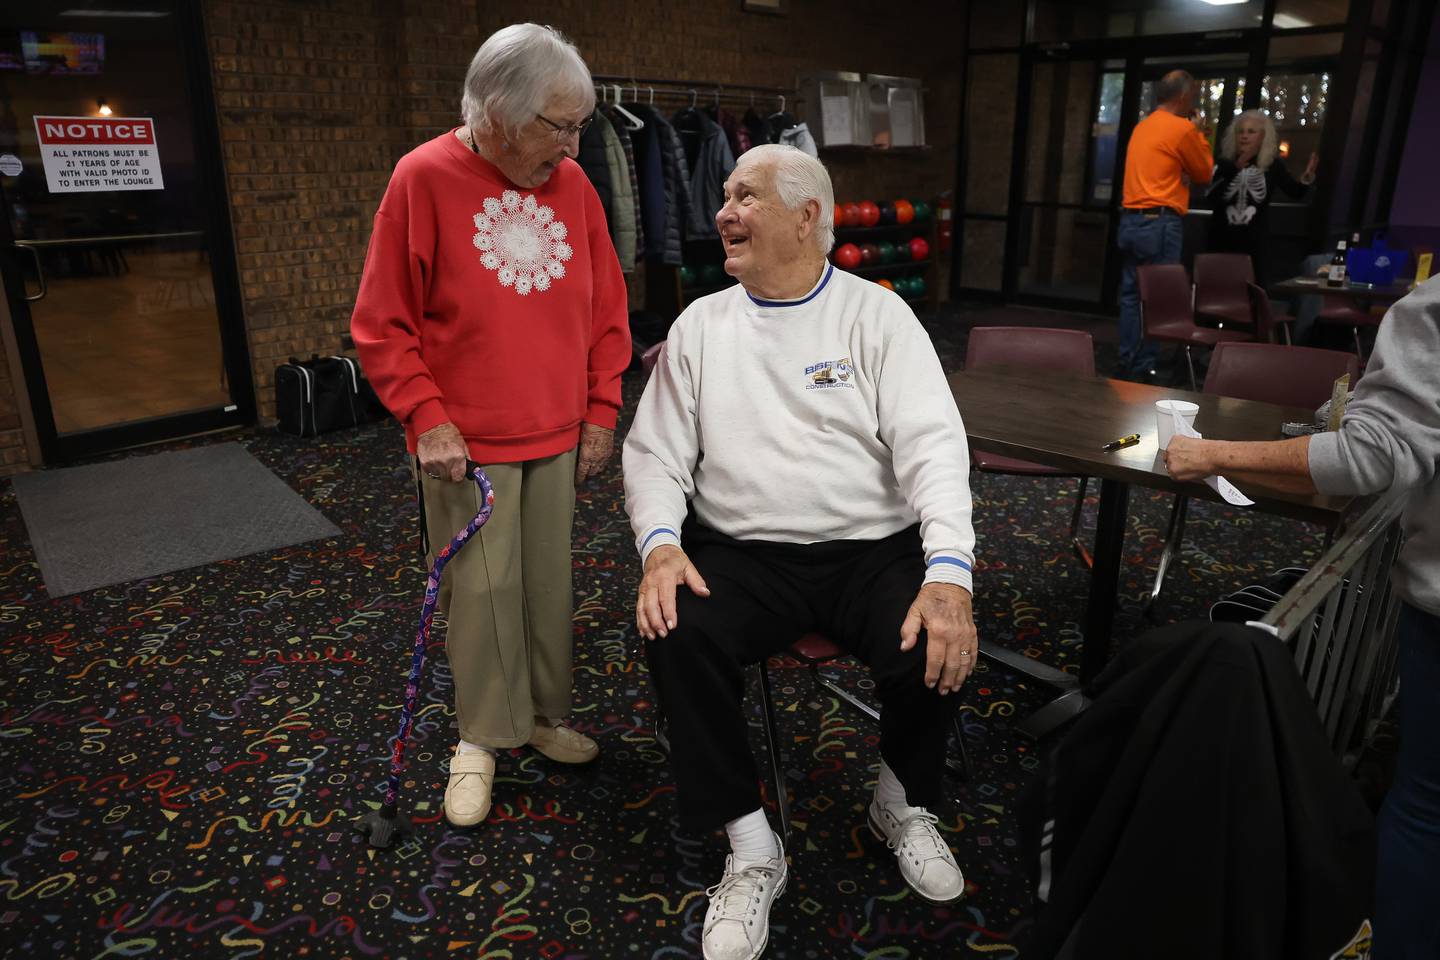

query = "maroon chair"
[967,326,1097,565]
[1147,342,1361,613]
[643,338,972,843]
[1316,297,1383,362]
[1137,264,1252,389]
[1246,283,1295,345]
[1193,253,1255,329]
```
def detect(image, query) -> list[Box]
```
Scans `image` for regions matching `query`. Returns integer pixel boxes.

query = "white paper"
[1171,408,1255,506]
[33,115,163,193]
[890,89,918,147]
[821,96,853,146]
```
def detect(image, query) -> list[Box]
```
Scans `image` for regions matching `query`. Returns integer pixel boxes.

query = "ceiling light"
[96,97,112,117]
[1198,0,1248,5]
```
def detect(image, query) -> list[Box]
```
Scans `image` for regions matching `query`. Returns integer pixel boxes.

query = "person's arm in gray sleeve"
[1308,280,1440,497]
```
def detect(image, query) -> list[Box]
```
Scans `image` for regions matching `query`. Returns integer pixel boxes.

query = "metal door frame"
[0,1,253,465]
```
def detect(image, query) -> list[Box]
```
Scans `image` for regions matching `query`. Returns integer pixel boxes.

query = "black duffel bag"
[275,355,386,437]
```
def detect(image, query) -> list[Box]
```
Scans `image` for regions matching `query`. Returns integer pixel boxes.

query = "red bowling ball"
[834,243,863,269]
[859,243,880,265]
[857,200,881,227]
[909,236,930,261]
[841,203,862,228]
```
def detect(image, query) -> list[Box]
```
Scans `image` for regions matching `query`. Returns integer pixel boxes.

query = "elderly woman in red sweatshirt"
[351,22,629,829]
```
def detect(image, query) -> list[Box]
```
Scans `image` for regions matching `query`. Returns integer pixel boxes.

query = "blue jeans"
[1375,601,1440,958]
[1116,209,1183,376]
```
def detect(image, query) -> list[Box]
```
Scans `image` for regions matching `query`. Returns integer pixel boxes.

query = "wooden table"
[1271,275,1414,305]
[950,367,1356,736]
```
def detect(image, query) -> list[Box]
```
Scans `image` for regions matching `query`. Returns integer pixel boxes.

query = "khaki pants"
[414,450,576,748]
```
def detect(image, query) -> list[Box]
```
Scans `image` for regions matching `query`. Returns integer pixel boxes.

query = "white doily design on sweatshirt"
[471,190,573,295]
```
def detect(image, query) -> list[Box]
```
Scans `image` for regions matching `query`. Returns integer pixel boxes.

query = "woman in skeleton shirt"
[1206,109,1317,286]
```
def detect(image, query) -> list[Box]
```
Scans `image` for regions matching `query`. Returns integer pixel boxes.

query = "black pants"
[646,520,960,830]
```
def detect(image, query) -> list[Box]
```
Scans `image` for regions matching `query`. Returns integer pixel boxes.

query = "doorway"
[0,1,251,464]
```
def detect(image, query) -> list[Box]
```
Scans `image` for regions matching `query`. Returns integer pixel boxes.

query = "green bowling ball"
[877,240,897,264]
[911,201,932,223]
[910,274,927,297]
[700,264,724,285]
[679,265,697,287]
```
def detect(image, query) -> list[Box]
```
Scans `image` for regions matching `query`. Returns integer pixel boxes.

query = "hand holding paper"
[1170,408,1256,506]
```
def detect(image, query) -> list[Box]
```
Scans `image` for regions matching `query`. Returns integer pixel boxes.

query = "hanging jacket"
[671,106,735,240]
[743,107,771,147]
[576,116,613,217]
[629,104,689,266]
[602,105,645,268]
[765,110,799,145]
[779,122,818,158]
[594,111,637,272]
[1018,620,1375,960]
[713,106,752,160]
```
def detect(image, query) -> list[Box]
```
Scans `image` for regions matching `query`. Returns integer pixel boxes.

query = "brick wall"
[0,0,967,470]
[209,0,965,422]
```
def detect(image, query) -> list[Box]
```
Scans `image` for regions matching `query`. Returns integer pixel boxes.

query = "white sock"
[724,808,779,865]
[875,759,922,815]
[456,739,494,756]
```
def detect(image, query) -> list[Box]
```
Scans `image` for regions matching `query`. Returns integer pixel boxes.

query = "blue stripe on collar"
[746,263,834,308]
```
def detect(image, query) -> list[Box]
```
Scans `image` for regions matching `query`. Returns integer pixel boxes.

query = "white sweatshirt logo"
[471,190,573,295]
[804,356,856,390]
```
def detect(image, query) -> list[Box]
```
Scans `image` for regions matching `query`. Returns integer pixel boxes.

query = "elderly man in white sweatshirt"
[623,144,976,960]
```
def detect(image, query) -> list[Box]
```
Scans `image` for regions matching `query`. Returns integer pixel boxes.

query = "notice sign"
[33,115,163,193]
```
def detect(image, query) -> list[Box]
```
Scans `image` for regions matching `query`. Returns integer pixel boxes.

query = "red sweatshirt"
[351,130,631,463]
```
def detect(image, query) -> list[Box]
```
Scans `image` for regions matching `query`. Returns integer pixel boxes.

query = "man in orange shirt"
[1116,70,1213,381]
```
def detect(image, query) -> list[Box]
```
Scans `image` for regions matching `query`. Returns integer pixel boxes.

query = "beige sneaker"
[444,749,495,827]
[527,721,599,764]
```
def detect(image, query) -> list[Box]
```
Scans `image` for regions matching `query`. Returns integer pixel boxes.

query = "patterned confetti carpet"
[0,311,1332,960]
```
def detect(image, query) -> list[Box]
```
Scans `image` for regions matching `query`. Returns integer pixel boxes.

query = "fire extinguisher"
[937,192,953,254]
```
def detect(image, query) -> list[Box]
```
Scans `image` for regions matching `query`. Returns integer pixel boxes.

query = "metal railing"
[1251,492,1408,768]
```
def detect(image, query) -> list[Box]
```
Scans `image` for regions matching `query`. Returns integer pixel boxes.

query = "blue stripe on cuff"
[927,556,973,572]
[641,527,678,550]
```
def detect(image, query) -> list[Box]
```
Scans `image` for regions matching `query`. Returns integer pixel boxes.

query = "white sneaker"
[868,801,965,903]
[702,833,787,960]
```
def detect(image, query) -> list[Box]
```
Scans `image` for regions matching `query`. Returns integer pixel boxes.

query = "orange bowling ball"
[876,278,895,290]
[894,199,915,224]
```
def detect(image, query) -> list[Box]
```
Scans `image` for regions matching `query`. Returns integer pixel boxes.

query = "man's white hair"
[1219,109,1278,172]
[461,23,595,140]
[744,144,836,254]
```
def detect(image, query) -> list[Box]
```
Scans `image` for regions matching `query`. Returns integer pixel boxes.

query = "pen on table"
[1102,433,1140,451]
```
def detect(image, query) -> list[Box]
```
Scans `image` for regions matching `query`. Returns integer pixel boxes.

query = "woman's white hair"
[461,23,595,140]
[1220,109,1278,171]
[744,144,836,254]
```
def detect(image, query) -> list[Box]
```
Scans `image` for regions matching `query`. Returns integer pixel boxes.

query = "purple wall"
[1389,11,1440,250]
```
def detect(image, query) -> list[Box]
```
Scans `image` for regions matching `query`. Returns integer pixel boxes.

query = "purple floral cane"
[356,461,494,849]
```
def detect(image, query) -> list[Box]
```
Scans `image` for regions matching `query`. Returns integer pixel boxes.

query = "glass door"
[0,1,251,463]
[1011,52,1116,307]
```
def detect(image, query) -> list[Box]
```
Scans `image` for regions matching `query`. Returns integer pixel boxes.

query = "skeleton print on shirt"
[1222,165,1268,227]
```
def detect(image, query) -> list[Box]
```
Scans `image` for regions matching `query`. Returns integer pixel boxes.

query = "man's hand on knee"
[899,583,978,696]
[636,545,711,640]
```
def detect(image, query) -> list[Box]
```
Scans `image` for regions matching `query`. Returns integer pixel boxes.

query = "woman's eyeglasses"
[535,112,594,142]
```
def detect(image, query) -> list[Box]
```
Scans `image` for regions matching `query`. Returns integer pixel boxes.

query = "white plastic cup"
[1155,399,1200,451]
